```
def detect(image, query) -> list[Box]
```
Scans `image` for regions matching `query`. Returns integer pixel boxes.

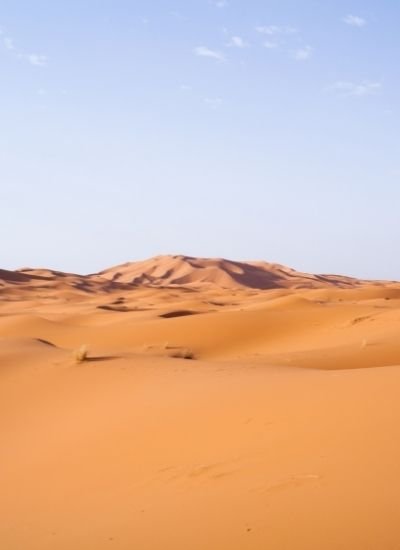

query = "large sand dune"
[1,255,400,549]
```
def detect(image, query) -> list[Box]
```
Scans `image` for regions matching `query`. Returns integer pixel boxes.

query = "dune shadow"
[97,305,149,312]
[160,310,199,319]
[36,338,57,347]
[85,355,122,362]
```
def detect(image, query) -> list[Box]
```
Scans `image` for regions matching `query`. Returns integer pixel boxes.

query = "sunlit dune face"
[1,256,400,549]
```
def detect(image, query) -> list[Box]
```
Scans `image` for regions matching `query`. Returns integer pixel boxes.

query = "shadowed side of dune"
[97,255,373,291]
[2,255,392,295]
[0,269,47,284]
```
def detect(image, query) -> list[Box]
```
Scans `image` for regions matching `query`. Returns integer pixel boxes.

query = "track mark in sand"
[186,458,241,479]
[188,462,239,480]
[347,314,375,327]
[154,460,240,483]
[257,473,321,494]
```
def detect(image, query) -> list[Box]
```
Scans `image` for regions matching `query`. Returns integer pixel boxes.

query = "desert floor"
[2,270,400,549]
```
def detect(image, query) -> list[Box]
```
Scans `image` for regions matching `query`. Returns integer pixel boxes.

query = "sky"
[1,1,399,279]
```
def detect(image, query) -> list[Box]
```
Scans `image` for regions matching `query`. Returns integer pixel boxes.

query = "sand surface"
[1,255,400,549]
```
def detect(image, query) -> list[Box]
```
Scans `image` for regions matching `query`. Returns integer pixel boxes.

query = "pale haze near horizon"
[1,0,399,279]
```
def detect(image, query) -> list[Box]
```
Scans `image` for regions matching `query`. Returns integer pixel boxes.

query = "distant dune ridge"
[97,255,371,289]
[0,254,391,293]
[2,254,400,549]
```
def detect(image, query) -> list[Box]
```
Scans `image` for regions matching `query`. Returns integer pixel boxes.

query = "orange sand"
[1,255,400,549]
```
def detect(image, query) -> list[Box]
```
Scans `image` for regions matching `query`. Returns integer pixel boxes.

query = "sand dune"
[97,254,374,289]
[1,255,400,549]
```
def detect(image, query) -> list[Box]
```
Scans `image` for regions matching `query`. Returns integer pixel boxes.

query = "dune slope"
[1,255,400,549]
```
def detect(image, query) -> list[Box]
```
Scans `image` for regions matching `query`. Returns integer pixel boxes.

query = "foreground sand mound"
[2,353,400,550]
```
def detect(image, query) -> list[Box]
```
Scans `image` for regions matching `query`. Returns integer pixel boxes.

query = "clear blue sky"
[1,1,399,278]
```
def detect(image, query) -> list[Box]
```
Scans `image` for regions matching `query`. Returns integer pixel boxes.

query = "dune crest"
[98,254,377,290]
[1,255,392,294]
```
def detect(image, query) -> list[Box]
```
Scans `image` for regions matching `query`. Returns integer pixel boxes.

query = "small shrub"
[74,345,88,363]
[170,347,195,360]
